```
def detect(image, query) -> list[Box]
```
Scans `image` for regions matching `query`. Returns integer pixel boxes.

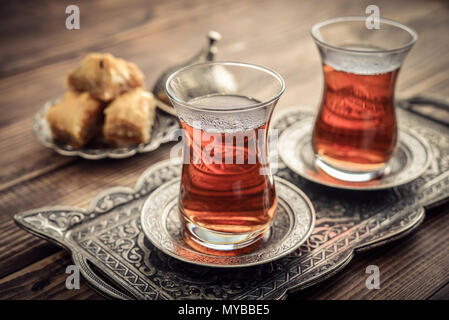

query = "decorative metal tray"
[33,98,180,159]
[15,107,449,300]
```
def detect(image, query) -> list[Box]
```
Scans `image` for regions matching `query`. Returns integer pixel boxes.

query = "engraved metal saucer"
[32,98,180,160]
[278,118,431,191]
[140,176,316,268]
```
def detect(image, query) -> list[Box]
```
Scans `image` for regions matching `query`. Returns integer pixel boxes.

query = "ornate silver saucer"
[278,118,431,191]
[141,176,315,268]
[32,98,180,160]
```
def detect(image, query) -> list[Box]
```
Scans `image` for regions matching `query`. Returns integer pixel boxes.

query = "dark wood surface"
[0,0,448,300]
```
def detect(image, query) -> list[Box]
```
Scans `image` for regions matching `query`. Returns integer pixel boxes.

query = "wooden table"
[1,0,448,300]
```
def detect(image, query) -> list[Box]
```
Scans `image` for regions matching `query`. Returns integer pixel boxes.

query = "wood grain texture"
[0,0,448,299]
[429,281,449,300]
[0,251,103,300]
[2,203,448,300]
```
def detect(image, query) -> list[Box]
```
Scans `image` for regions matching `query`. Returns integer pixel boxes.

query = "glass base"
[183,220,270,251]
[315,156,386,182]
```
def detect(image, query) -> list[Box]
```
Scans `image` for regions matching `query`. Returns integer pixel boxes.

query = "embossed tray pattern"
[15,107,449,299]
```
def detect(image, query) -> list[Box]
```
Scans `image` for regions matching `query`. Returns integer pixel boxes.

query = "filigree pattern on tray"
[15,107,449,300]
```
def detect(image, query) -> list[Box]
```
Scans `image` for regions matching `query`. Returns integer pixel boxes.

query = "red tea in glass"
[311,17,417,182]
[166,63,284,250]
[180,115,277,235]
[313,65,399,173]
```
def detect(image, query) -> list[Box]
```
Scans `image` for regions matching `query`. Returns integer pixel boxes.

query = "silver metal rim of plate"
[140,176,316,268]
[32,98,180,160]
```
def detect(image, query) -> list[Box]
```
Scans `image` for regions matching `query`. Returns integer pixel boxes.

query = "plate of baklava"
[33,53,180,159]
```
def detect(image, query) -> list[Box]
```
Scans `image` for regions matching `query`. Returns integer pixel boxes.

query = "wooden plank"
[0,220,60,279]
[0,118,76,192]
[0,0,170,78]
[0,250,103,300]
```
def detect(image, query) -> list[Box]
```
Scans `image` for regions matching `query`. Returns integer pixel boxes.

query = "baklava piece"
[45,91,104,148]
[67,53,145,102]
[103,88,156,146]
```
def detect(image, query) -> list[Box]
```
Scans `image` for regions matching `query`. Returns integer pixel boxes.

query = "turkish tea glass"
[166,62,285,250]
[311,17,417,182]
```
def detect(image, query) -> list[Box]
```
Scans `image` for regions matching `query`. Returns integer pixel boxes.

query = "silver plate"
[32,98,180,159]
[278,118,431,190]
[140,177,316,268]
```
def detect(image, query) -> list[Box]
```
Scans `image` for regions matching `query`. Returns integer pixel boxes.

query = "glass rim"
[165,61,285,112]
[311,16,418,54]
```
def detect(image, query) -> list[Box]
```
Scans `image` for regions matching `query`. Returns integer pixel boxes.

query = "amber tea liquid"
[179,94,277,249]
[312,64,399,174]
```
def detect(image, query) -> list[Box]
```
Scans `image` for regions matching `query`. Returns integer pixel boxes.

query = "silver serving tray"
[15,107,449,300]
[33,98,180,159]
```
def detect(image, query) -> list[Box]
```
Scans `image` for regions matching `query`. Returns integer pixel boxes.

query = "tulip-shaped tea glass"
[166,62,285,250]
[311,17,417,182]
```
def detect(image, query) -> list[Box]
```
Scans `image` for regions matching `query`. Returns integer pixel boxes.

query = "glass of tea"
[311,17,417,182]
[165,62,285,251]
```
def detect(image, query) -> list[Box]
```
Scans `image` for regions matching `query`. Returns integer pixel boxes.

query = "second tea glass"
[311,17,417,182]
